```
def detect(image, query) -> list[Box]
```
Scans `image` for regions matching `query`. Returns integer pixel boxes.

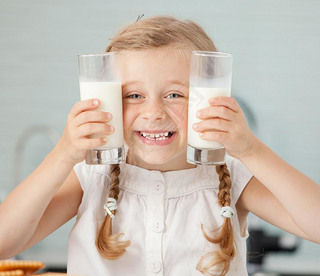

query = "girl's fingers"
[198,131,227,142]
[74,110,112,127]
[79,137,108,150]
[69,99,100,119]
[193,118,231,133]
[208,96,240,113]
[196,105,234,121]
[77,123,114,138]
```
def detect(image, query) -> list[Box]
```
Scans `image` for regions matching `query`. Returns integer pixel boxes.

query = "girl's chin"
[126,147,179,165]
[125,137,188,166]
[135,153,173,165]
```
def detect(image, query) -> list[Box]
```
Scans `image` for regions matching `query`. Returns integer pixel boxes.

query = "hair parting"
[96,164,130,260]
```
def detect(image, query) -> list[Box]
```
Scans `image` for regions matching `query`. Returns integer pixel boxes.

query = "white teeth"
[140,131,173,140]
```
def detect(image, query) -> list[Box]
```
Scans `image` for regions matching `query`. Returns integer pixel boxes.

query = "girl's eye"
[127,94,142,99]
[167,93,183,99]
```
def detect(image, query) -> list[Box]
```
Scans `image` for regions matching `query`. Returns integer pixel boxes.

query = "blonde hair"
[96,15,234,276]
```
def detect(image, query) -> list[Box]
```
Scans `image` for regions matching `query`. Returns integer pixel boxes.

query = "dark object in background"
[247,228,300,275]
[42,266,67,273]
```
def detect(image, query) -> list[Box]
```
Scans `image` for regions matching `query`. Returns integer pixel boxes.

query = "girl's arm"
[194,96,320,243]
[0,99,113,258]
[0,150,81,258]
[237,138,320,243]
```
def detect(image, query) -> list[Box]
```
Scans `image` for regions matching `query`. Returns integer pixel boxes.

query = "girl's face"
[120,48,196,171]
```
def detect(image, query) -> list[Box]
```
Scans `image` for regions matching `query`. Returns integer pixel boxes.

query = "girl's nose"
[141,100,166,122]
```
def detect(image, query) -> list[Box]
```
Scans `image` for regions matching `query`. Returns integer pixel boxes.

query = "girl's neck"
[126,150,196,172]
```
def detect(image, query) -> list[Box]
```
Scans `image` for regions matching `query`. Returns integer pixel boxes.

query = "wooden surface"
[34,272,70,276]
[36,274,68,275]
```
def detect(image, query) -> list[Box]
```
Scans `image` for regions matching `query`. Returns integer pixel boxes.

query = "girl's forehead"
[120,49,190,85]
[119,48,191,63]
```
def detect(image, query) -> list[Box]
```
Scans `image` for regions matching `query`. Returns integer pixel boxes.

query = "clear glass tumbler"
[187,51,233,165]
[78,52,125,165]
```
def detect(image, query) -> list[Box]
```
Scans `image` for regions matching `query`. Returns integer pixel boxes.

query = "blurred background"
[0,0,319,275]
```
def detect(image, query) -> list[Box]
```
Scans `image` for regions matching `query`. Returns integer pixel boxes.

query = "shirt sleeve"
[73,160,91,192]
[226,155,253,204]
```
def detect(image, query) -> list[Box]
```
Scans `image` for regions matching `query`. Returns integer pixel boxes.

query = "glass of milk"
[187,51,233,165]
[78,52,125,165]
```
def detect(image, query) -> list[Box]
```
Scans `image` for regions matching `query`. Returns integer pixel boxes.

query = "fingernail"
[108,125,114,132]
[93,99,99,106]
[196,111,202,117]
[103,137,108,143]
[193,123,199,130]
[106,112,112,119]
[199,132,204,137]
[209,98,215,104]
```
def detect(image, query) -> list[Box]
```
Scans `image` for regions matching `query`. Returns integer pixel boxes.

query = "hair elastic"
[104,198,117,219]
[220,206,234,219]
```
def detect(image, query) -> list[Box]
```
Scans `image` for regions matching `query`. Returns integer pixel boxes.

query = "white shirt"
[68,156,253,276]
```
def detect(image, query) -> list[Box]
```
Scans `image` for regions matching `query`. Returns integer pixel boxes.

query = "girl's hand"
[56,99,114,165]
[192,97,256,159]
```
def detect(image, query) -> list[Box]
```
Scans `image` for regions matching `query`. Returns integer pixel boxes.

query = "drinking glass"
[187,51,233,165]
[78,52,125,164]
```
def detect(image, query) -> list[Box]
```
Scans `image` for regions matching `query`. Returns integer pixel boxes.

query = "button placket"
[147,258,162,273]
[145,176,165,275]
[153,180,164,194]
[151,218,164,233]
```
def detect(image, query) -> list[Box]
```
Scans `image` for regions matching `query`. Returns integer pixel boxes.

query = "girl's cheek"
[123,106,136,120]
[172,106,187,124]
[166,103,188,124]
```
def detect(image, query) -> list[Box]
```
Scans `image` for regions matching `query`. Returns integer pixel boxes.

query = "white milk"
[80,81,123,149]
[188,87,231,149]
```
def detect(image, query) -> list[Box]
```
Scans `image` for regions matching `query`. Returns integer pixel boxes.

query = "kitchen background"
[0,0,319,274]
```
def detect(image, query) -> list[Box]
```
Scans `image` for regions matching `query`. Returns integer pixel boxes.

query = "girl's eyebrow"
[122,80,189,87]
[122,80,144,89]
[166,80,189,88]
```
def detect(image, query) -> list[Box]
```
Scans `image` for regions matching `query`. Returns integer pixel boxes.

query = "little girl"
[0,16,320,276]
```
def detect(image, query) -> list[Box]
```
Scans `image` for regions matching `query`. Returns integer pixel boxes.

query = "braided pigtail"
[96,164,131,260]
[197,164,235,276]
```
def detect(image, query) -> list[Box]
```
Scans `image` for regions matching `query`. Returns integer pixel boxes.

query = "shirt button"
[153,180,164,194]
[150,218,164,232]
[147,259,162,273]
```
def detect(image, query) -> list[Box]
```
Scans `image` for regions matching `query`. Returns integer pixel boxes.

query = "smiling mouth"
[138,131,174,141]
